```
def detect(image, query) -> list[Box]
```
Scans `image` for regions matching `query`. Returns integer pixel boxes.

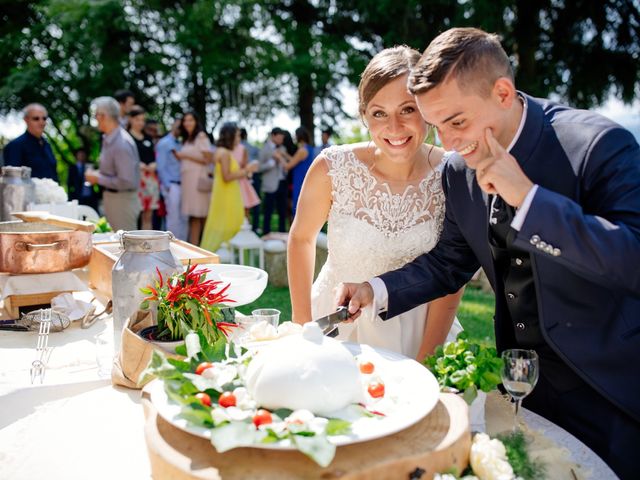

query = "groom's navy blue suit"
[379,94,640,478]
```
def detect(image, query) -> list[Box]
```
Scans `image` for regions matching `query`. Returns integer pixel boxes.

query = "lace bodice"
[318,145,447,284]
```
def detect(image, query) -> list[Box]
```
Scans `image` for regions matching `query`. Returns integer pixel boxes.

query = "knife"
[313,306,350,337]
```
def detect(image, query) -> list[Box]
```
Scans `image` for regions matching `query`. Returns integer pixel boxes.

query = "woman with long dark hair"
[174,111,211,244]
[200,124,258,252]
[278,126,314,217]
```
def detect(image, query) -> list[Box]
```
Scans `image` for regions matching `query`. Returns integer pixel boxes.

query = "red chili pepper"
[202,308,212,326]
[216,321,238,337]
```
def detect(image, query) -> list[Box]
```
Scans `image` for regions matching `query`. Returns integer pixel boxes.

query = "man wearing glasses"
[4,103,58,181]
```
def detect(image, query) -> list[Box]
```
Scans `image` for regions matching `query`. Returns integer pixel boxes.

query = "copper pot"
[0,221,93,274]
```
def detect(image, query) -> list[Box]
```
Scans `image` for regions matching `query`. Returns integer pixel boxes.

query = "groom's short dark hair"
[409,28,514,97]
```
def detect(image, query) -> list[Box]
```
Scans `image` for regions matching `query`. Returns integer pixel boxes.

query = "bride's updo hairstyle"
[358,45,422,121]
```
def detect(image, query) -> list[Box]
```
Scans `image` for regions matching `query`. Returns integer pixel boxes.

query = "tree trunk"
[291,0,316,143]
[513,0,543,96]
[297,72,315,143]
[188,50,208,131]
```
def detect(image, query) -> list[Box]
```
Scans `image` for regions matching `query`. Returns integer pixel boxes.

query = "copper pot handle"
[15,240,68,251]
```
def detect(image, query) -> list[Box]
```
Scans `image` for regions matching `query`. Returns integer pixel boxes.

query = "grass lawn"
[237,283,495,347]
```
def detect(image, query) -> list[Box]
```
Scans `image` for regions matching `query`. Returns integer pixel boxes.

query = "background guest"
[278,126,313,217]
[174,111,211,244]
[156,118,188,240]
[127,106,159,230]
[114,89,135,128]
[67,147,98,210]
[319,127,333,151]
[241,127,262,232]
[85,96,140,231]
[4,103,58,181]
[144,118,161,144]
[230,123,260,217]
[259,127,287,234]
[201,124,258,252]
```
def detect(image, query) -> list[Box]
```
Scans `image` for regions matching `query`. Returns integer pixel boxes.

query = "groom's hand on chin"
[335,282,374,321]
[475,128,534,208]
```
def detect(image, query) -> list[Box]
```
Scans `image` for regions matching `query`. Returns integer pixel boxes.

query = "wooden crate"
[3,291,69,319]
[88,240,219,296]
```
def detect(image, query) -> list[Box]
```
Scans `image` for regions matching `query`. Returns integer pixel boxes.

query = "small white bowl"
[199,264,268,307]
[219,269,261,284]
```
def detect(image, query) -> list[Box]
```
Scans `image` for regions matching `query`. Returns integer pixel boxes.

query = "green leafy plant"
[93,216,112,233]
[140,264,237,345]
[498,430,546,480]
[424,331,503,404]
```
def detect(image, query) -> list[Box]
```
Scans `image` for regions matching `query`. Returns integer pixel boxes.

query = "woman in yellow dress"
[201,124,258,252]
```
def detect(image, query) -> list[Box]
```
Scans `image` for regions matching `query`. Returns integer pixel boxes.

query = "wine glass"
[501,349,539,431]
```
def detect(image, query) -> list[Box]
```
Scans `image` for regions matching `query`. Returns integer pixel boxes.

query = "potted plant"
[424,332,503,431]
[138,264,237,350]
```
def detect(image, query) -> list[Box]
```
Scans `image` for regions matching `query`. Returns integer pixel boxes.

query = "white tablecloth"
[0,290,150,480]
[0,286,617,479]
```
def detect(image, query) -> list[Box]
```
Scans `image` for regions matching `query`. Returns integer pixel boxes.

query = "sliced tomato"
[218,391,237,408]
[195,362,214,375]
[252,409,273,427]
[367,381,385,398]
[359,361,375,374]
[195,392,211,407]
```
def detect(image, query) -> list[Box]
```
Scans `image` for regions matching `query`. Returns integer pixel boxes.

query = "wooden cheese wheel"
[142,392,471,480]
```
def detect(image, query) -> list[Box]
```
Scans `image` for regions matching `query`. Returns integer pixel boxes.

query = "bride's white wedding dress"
[311,145,462,358]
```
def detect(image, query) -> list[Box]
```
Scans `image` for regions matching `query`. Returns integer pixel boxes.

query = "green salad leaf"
[424,332,503,404]
[326,418,352,436]
[291,434,336,468]
[93,216,112,233]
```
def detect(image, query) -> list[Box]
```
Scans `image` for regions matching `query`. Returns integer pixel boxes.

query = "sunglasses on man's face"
[29,116,48,121]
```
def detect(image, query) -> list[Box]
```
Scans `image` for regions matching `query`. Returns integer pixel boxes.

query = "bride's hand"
[334,282,374,321]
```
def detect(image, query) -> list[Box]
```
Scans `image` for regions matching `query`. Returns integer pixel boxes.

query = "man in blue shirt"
[156,119,188,240]
[4,103,58,181]
[319,127,333,151]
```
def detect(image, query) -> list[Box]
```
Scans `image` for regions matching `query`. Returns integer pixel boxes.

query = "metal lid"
[1,166,24,178]
[120,230,175,252]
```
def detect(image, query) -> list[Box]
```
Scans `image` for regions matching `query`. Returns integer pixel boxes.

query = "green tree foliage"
[0,0,638,169]
[350,0,640,108]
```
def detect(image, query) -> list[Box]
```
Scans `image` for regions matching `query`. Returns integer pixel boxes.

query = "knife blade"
[313,306,350,336]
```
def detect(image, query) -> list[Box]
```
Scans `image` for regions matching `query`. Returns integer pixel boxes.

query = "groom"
[337,27,640,478]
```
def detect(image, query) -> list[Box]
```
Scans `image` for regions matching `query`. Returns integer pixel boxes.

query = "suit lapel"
[511,93,545,173]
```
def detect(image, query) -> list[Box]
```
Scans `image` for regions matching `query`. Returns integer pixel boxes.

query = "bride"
[287,46,463,360]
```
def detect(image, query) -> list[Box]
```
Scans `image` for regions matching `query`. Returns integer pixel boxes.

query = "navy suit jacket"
[379,94,640,422]
[4,131,58,181]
